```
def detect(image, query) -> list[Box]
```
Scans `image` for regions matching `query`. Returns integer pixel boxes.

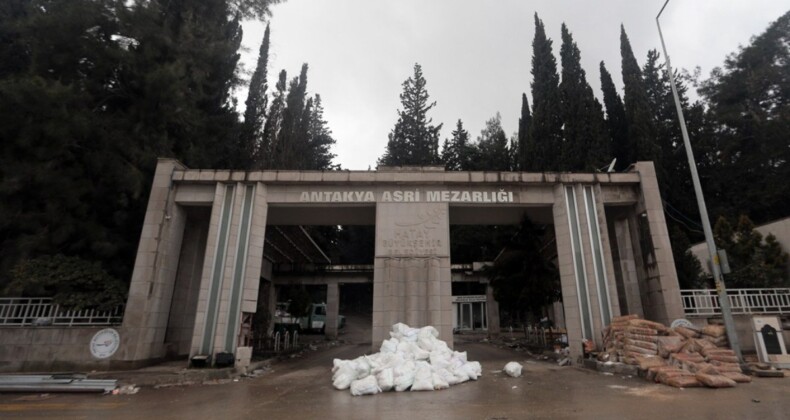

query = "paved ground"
[1,319,789,419]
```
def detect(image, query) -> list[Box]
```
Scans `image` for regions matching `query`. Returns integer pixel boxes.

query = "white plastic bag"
[350,375,381,396]
[504,362,523,378]
[393,361,416,392]
[461,361,482,380]
[332,365,357,390]
[380,337,398,354]
[432,370,450,390]
[375,368,395,392]
[411,362,434,391]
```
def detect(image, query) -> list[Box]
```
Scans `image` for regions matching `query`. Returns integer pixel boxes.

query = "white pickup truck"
[274,302,345,333]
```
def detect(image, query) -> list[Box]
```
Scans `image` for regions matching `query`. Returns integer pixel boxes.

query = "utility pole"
[656,0,743,363]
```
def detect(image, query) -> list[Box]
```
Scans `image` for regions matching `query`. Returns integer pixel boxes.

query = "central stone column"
[372,202,453,348]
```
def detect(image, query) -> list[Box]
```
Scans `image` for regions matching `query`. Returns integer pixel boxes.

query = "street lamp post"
[656,0,743,362]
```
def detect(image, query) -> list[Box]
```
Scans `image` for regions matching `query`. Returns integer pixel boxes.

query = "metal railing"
[680,288,790,317]
[0,298,124,326]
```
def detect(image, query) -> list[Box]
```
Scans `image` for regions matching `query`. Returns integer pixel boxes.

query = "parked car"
[274,302,345,333]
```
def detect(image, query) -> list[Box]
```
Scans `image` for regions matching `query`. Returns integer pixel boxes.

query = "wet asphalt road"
[1,324,789,419]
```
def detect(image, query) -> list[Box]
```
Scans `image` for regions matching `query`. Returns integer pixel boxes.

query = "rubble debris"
[332,323,482,396]
[597,314,753,389]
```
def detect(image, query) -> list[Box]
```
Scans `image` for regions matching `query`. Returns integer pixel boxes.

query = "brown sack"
[680,339,705,354]
[626,327,659,336]
[670,352,705,364]
[721,371,752,383]
[664,376,702,388]
[625,333,660,343]
[701,348,735,357]
[635,355,666,370]
[647,365,678,382]
[624,345,657,356]
[708,361,743,373]
[674,326,699,339]
[702,325,727,338]
[629,319,668,332]
[697,364,720,375]
[611,314,640,323]
[707,354,740,364]
[696,372,737,388]
[657,336,684,358]
[625,338,659,351]
[657,369,693,383]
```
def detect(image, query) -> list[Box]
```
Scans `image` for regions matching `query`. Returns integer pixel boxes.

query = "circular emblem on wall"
[670,319,694,329]
[90,328,120,359]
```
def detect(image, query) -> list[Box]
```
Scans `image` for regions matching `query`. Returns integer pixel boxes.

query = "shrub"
[6,254,126,311]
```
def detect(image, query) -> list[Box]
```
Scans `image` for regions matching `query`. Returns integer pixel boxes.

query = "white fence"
[0,298,124,326]
[680,288,790,317]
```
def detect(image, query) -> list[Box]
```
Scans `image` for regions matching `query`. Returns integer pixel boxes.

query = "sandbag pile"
[332,323,482,396]
[599,315,750,388]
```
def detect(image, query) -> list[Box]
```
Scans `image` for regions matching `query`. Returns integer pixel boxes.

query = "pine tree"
[599,61,629,171]
[379,63,442,166]
[558,23,610,171]
[241,23,271,170]
[473,113,512,171]
[528,14,563,171]
[699,10,790,223]
[620,25,660,166]
[441,120,472,171]
[713,215,789,287]
[516,93,532,170]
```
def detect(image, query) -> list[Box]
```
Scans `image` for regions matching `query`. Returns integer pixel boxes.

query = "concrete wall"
[688,315,790,354]
[373,202,453,347]
[690,216,790,278]
[0,327,126,372]
[164,207,210,357]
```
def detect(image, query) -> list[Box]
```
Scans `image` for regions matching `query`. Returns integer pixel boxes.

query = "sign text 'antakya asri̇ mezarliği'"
[299,190,514,203]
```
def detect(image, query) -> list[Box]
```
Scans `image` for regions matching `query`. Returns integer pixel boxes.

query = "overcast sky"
[237,0,787,170]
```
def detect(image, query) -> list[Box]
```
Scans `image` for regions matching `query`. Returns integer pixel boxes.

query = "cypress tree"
[599,61,629,171]
[242,23,271,170]
[558,23,610,171]
[261,69,287,169]
[528,14,563,171]
[305,94,337,170]
[379,63,442,166]
[620,25,660,165]
[275,63,309,169]
[516,93,532,171]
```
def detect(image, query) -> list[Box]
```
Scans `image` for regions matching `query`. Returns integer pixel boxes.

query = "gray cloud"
[238,0,787,169]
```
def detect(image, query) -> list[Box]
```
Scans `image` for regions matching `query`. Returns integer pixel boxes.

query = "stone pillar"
[373,202,452,348]
[591,185,622,322]
[612,217,644,317]
[634,162,683,325]
[485,284,500,336]
[325,282,339,338]
[190,183,268,358]
[122,158,188,364]
[552,185,584,361]
[554,183,622,357]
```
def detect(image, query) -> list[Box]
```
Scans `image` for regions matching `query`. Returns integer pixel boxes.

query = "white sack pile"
[332,323,482,396]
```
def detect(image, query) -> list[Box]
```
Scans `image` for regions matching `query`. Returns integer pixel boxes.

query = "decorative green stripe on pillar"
[201,185,235,355]
[565,186,594,340]
[225,184,255,352]
[584,186,612,326]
